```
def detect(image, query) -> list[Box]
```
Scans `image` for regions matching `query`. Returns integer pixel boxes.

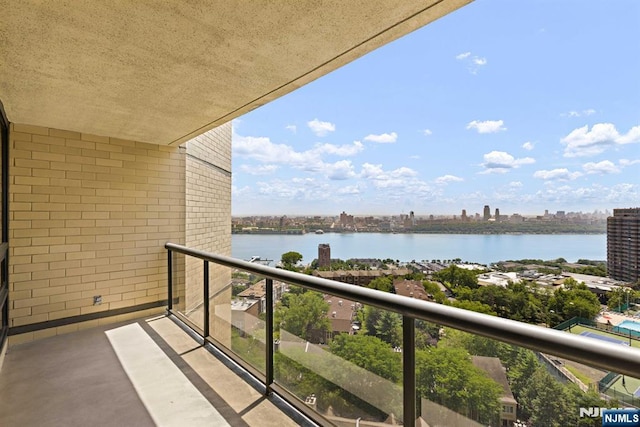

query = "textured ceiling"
[0,0,471,145]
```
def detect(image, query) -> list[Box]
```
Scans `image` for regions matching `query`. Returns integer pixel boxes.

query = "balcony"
[6,243,636,426]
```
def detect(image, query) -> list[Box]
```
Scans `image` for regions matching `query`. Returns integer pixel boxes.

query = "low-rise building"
[313,269,411,287]
[471,356,518,427]
[393,279,431,301]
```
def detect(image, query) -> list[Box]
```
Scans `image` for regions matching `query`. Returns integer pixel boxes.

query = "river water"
[232,233,606,266]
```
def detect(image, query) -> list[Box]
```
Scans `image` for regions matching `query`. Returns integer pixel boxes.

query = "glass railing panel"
[169,250,188,315]
[180,252,204,331]
[417,320,637,427]
[221,267,268,373]
[273,287,404,425]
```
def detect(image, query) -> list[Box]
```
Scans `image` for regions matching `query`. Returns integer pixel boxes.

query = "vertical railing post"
[403,316,416,426]
[167,249,173,311]
[203,260,210,338]
[265,278,274,393]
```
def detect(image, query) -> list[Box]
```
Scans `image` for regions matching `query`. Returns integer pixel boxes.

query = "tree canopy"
[275,291,330,342]
[329,334,402,382]
[433,265,480,289]
[416,346,502,425]
[280,251,303,269]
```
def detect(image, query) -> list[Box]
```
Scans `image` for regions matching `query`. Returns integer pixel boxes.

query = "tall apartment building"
[607,208,640,283]
[483,205,491,221]
[318,244,331,268]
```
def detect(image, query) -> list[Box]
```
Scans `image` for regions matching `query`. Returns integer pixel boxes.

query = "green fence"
[598,372,619,392]
[553,316,596,331]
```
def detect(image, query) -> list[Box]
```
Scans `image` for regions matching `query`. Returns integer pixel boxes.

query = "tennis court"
[580,330,630,346]
[568,325,640,349]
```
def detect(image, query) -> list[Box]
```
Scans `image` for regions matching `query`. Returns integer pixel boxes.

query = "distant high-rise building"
[607,208,640,283]
[318,244,331,268]
[339,211,354,227]
[483,205,491,221]
[409,211,415,226]
[494,208,500,221]
[461,209,467,221]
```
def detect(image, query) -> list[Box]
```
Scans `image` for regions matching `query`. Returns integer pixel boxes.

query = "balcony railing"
[165,242,640,426]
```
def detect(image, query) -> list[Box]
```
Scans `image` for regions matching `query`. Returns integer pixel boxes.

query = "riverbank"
[232,233,607,267]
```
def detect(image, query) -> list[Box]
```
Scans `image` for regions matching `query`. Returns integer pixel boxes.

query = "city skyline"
[232,1,639,216]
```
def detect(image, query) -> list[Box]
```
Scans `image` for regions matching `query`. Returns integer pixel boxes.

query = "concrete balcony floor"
[0,315,302,427]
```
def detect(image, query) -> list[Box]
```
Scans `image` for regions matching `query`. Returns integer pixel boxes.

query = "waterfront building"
[313,268,411,287]
[318,243,331,268]
[607,208,640,282]
[484,205,491,221]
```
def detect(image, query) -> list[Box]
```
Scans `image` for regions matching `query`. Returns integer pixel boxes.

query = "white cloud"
[337,184,366,195]
[509,181,523,188]
[563,108,596,118]
[533,168,582,181]
[324,160,356,180]
[530,182,638,206]
[233,135,363,174]
[314,140,364,156]
[435,175,464,185]
[410,155,421,160]
[522,141,534,151]
[423,129,433,136]
[456,51,487,74]
[364,132,398,143]
[307,119,336,137]
[359,163,420,189]
[285,124,297,133]
[234,135,306,164]
[582,160,620,174]
[480,151,535,173]
[561,123,640,157]
[467,120,506,134]
[620,159,640,167]
[239,164,279,175]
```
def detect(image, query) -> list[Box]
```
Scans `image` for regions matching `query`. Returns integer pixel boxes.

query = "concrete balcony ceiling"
[0,0,470,146]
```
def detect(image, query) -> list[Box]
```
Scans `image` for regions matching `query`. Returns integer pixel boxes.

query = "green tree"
[366,276,394,292]
[434,265,479,289]
[416,346,501,425]
[275,291,330,341]
[607,286,631,312]
[363,306,402,347]
[449,299,497,315]
[330,334,402,382]
[281,251,303,269]
[519,367,571,426]
[547,279,600,324]
[422,280,446,303]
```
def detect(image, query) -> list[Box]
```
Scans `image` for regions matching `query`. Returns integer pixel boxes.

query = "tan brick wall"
[183,122,232,344]
[8,123,185,331]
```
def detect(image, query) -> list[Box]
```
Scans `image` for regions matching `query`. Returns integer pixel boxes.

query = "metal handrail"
[165,242,640,377]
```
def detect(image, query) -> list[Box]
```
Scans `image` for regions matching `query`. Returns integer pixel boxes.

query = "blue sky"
[232,0,639,217]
